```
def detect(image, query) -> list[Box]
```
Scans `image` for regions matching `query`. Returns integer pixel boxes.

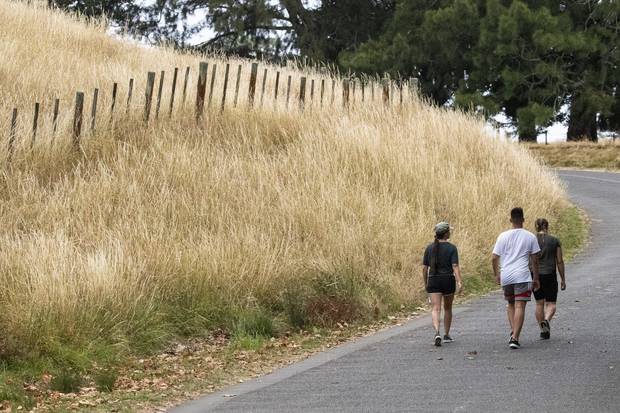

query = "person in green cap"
[422,222,463,346]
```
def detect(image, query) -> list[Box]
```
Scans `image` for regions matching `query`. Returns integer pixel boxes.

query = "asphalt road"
[171,170,620,413]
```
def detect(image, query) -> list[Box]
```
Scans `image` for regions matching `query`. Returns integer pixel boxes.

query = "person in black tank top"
[534,218,566,340]
[422,222,463,347]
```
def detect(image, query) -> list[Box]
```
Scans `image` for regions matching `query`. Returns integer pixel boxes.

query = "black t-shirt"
[423,242,459,276]
[537,234,561,275]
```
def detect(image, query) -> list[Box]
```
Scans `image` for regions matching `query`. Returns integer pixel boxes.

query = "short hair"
[511,207,524,222]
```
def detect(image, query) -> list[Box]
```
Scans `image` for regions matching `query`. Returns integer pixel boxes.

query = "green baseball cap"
[434,222,452,235]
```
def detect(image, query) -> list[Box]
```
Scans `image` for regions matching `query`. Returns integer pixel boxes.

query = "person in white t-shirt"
[492,207,541,349]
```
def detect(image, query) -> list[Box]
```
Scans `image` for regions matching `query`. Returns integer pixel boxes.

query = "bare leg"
[430,293,443,334]
[512,301,527,340]
[443,294,454,335]
[545,302,557,322]
[535,300,545,325]
[507,302,515,335]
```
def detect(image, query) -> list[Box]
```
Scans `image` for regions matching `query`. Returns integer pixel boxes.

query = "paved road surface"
[171,170,620,413]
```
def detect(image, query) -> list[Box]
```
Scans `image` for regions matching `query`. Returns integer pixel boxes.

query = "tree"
[344,0,620,142]
[562,0,620,141]
[50,0,395,60]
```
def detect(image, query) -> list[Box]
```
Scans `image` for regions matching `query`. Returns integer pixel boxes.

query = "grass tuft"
[93,368,118,393]
[50,369,83,394]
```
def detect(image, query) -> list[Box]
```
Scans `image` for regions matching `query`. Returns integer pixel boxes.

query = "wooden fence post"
[155,70,165,119]
[274,71,281,104]
[169,68,178,118]
[248,63,259,108]
[110,83,118,123]
[208,64,217,108]
[310,79,315,104]
[331,79,336,106]
[52,98,60,136]
[399,79,403,106]
[342,79,350,109]
[352,80,356,105]
[361,81,366,103]
[73,92,84,150]
[382,77,390,107]
[299,77,307,111]
[8,108,17,163]
[371,81,375,101]
[182,66,190,109]
[221,63,230,112]
[144,72,156,123]
[260,68,267,107]
[126,78,134,115]
[31,102,40,148]
[195,62,208,120]
[286,75,292,109]
[233,64,242,108]
[320,79,325,107]
[90,88,99,132]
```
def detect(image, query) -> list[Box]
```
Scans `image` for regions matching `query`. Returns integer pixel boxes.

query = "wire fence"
[4,59,420,163]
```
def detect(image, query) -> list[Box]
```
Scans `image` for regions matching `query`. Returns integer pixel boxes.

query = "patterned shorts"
[503,282,532,303]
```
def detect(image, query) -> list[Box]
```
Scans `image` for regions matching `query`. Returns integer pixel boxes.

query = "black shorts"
[534,273,558,302]
[426,275,456,295]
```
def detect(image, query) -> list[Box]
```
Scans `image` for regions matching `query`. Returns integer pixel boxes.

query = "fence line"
[3,58,420,163]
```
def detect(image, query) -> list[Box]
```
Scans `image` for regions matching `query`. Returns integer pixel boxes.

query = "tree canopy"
[343,0,620,141]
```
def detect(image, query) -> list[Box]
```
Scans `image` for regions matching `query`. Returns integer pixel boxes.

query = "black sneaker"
[509,337,520,349]
[443,335,454,343]
[540,320,551,340]
[434,334,442,347]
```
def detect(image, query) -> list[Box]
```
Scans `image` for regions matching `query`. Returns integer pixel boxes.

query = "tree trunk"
[281,0,321,59]
[567,94,598,141]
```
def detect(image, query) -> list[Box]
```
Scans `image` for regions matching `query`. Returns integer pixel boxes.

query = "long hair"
[430,231,449,274]
[535,218,549,248]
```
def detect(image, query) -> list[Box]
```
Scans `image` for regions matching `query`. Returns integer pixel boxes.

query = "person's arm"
[492,254,501,285]
[530,253,540,291]
[530,235,541,291]
[422,265,429,289]
[557,246,566,290]
[453,264,463,293]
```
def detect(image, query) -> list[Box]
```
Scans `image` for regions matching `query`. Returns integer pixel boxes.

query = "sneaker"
[540,320,551,339]
[443,335,454,343]
[509,337,520,349]
[434,334,442,347]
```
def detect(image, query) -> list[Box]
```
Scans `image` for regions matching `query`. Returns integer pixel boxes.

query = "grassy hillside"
[0,1,572,408]
[528,141,620,170]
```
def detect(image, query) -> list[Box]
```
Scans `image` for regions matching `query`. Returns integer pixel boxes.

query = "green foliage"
[50,369,83,394]
[52,1,395,61]
[93,368,118,392]
[554,206,588,262]
[0,376,35,410]
[231,335,265,351]
[345,0,620,141]
[233,309,275,339]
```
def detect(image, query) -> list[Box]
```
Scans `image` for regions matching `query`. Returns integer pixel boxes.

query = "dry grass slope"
[528,141,620,170]
[0,0,568,386]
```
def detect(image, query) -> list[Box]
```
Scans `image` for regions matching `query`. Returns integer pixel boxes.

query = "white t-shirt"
[492,228,541,286]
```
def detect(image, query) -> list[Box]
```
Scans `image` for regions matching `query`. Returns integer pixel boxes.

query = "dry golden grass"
[0,1,567,367]
[527,141,620,170]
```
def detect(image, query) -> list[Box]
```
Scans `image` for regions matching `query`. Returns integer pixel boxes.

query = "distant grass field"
[528,141,620,170]
[0,2,582,410]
